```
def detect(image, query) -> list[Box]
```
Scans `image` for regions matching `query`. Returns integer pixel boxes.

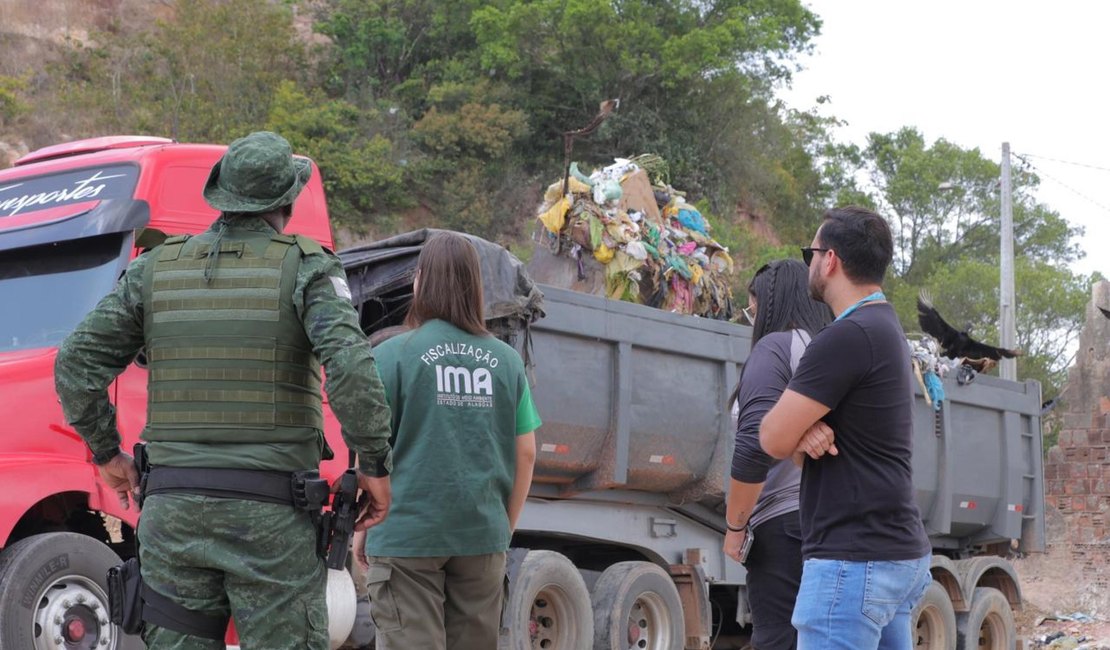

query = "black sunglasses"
[801,247,830,266]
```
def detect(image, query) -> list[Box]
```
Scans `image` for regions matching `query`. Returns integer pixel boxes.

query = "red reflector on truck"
[540,443,570,454]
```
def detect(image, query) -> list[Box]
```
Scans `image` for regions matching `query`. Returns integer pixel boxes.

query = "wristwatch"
[726,521,748,533]
[92,447,121,466]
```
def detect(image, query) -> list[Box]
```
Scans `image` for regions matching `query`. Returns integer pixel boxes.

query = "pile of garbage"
[908,336,974,410]
[531,155,735,319]
[1032,612,1110,649]
[908,335,987,407]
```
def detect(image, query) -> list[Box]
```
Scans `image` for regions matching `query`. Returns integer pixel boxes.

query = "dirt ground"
[1011,511,1110,649]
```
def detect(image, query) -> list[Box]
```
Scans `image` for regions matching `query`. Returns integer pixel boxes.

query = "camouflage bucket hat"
[203,131,312,213]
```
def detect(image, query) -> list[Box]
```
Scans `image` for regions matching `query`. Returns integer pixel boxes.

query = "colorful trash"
[530,155,734,319]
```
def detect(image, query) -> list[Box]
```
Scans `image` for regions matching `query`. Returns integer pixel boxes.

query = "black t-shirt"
[786,302,931,561]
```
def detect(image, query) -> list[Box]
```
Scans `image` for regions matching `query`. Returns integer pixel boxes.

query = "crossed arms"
[761,389,837,462]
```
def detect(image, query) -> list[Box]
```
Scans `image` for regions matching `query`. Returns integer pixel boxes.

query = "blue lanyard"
[836,291,886,321]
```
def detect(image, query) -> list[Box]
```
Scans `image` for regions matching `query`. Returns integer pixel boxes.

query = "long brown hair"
[404,232,489,336]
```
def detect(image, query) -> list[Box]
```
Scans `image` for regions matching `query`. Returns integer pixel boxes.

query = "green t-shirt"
[365,319,541,557]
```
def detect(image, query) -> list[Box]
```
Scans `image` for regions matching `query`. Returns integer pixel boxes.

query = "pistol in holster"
[293,468,361,569]
[324,469,364,570]
[295,468,363,570]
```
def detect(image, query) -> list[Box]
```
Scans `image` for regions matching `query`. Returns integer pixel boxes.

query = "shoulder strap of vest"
[293,234,326,256]
[264,233,297,260]
[159,234,191,262]
[141,236,187,330]
[266,233,325,255]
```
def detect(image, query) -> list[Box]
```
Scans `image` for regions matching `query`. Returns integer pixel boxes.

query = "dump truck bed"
[526,285,1046,555]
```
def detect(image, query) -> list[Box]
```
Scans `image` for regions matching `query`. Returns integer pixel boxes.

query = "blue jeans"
[791,555,931,650]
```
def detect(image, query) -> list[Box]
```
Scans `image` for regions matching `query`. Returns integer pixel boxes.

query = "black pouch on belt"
[107,557,144,635]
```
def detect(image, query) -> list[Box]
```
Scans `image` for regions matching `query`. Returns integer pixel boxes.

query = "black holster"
[105,443,229,640]
[322,468,363,570]
[107,557,144,635]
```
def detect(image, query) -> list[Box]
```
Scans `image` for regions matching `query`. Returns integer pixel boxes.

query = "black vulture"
[917,291,1022,372]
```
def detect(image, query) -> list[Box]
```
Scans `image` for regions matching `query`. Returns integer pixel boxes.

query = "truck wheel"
[955,587,1015,650]
[912,581,956,650]
[591,561,684,650]
[502,550,593,650]
[0,532,142,650]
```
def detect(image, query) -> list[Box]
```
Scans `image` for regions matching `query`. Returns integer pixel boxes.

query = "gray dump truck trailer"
[341,231,1046,650]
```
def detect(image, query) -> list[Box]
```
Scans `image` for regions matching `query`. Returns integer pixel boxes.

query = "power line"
[1014,154,1110,215]
[1016,152,1110,174]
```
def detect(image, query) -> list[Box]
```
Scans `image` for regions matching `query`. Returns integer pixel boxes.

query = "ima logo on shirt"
[435,365,493,407]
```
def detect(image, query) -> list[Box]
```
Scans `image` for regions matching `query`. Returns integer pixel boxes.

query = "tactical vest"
[141,228,325,445]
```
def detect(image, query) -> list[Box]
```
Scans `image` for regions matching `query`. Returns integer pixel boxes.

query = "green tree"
[266,81,409,228]
[851,127,1092,397]
[861,127,1082,282]
[467,0,823,209]
[313,0,827,240]
[893,259,1090,398]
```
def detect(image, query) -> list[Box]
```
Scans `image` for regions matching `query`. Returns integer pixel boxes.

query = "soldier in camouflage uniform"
[54,131,393,649]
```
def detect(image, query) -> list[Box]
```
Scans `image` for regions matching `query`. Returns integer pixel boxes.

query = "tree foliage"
[312,0,824,236]
[29,0,831,236]
[266,81,408,227]
[849,127,1092,397]
[0,74,29,129]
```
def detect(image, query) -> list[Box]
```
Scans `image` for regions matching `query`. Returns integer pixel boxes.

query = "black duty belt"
[144,466,312,507]
[107,447,338,640]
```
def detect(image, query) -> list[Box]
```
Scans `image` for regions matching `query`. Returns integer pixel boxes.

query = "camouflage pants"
[138,494,327,649]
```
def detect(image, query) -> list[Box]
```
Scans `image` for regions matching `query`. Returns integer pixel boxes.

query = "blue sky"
[780,0,1109,280]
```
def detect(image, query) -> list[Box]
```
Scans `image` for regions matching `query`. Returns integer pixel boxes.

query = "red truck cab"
[0,136,349,649]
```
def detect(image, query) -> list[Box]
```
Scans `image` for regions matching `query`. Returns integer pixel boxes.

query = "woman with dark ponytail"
[724,259,832,649]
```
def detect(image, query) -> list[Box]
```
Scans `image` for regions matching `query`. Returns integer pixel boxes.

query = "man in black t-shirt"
[760,206,931,650]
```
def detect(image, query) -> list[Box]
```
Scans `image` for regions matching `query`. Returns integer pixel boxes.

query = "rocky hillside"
[1,0,185,162]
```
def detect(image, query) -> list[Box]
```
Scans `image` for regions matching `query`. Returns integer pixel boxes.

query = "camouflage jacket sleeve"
[295,251,394,477]
[54,253,148,458]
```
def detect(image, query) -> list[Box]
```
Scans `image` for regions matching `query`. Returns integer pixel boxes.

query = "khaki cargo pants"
[366,553,507,650]
[138,494,328,649]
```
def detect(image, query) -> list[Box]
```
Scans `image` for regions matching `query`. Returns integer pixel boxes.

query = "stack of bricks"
[1044,280,1110,588]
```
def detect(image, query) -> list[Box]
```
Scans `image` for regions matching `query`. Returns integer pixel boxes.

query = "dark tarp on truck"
[338,228,545,345]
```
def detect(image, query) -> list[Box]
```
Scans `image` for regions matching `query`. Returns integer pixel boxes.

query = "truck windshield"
[0,233,129,352]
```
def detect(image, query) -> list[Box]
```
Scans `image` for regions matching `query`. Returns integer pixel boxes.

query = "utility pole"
[999,142,1017,381]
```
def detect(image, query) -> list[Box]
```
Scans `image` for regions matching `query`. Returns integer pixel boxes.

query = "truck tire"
[501,550,593,650]
[912,580,956,650]
[591,561,684,650]
[0,532,143,650]
[955,587,1015,650]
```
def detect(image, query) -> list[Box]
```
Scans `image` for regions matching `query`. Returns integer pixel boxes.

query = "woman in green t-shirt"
[354,232,539,650]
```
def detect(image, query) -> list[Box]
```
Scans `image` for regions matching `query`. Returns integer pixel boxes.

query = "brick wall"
[1044,281,1110,579]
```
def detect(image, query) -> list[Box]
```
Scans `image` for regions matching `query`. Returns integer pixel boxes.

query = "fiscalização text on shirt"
[420,340,501,408]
